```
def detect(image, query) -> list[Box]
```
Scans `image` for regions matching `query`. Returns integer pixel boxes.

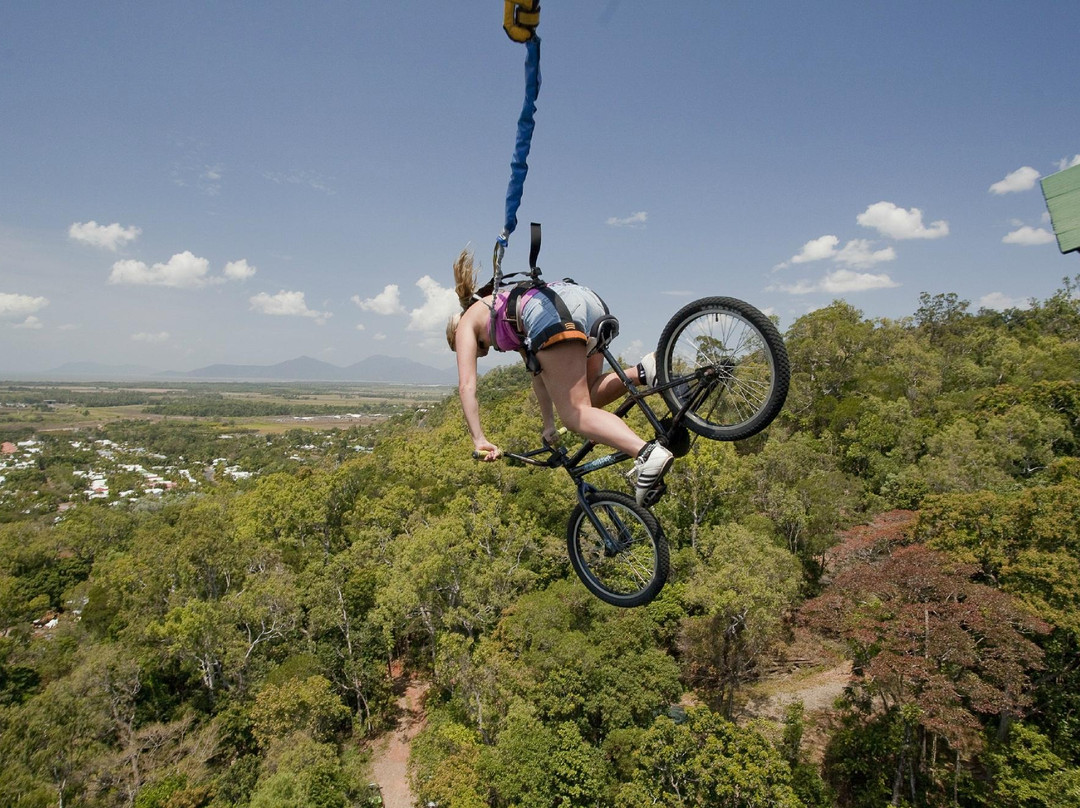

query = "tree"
[250,676,351,749]
[372,488,542,652]
[248,732,349,808]
[473,582,683,745]
[656,438,740,549]
[917,481,1080,634]
[779,701,832,808]
[914,291,971,348]
[301,539,391,734]
[838,396,926,495]
[485,699,611,808]
[6,660,112,808]
[803,544,1049,805]
[738,432,859,578]
[979,722,1080,807]
[410,710,487,808]
[615,707,804,807]
[678,523,802,716]
[154,598,239,695]
[233,471,336,567]
[781,300,875,433]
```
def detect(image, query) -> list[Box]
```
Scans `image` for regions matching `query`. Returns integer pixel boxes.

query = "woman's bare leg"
[537,343,646,457]
[587,352,641,408]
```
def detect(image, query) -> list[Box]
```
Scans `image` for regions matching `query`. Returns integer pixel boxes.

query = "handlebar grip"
[542,426,568,447]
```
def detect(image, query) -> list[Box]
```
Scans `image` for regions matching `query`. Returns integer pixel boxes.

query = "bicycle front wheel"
[655,297,789,441]
[566,490,669,608]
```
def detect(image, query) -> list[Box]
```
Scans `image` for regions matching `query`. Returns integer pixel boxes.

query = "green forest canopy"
[2,279,1080,807]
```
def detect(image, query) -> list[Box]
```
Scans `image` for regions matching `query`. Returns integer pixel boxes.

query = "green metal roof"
[1041,163,1080,254]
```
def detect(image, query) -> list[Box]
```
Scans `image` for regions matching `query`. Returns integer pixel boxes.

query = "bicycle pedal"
[642,482,667,507]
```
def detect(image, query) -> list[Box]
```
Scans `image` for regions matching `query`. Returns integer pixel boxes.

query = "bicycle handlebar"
[472,435,567,467]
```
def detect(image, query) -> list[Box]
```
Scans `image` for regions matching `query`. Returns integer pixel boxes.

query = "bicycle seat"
[587,314,620,356]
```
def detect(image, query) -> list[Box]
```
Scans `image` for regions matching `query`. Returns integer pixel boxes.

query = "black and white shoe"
[628,441,674,506]
[636,352,656,387]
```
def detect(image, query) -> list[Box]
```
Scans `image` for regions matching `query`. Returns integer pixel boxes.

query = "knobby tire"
[566,490,669,608]
[655,296,789,441]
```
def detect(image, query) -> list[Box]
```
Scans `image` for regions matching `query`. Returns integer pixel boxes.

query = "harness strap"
[527,285,578,344]
[529,221,542,272]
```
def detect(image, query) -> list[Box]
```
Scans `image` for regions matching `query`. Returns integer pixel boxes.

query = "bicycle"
[491,295,790,607]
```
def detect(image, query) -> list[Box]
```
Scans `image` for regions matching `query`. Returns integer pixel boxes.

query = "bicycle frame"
[508,438,645,557]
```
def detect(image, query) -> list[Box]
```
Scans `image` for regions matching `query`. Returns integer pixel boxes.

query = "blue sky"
[2,2,1078,376]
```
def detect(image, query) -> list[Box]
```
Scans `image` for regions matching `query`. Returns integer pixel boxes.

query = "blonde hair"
[445,311,462,351]
[446,248,477,351]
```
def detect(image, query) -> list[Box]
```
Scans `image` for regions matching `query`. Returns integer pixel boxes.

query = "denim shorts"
[518,281,608,351]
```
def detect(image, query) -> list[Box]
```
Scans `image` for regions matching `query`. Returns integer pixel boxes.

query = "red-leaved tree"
[802,543,1049,806]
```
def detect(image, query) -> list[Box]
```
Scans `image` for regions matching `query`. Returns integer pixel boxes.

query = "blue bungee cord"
[493,2,542,286]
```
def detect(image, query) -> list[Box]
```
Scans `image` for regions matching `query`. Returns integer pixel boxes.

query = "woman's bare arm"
[455,320,500,459]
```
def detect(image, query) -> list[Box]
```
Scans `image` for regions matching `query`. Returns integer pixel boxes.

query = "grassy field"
[0,380,454,435]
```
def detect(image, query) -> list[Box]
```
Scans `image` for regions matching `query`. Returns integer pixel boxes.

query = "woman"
[446,249,673,506]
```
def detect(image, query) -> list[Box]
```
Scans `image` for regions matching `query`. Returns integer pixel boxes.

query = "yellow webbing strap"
[503,0,540,43]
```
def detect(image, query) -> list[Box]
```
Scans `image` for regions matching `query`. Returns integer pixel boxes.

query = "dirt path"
[368,678,429,808]
[748,660,853,717]
[742,659,853,763]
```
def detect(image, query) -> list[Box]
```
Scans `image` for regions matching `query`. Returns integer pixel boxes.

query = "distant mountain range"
[34,355,458,385]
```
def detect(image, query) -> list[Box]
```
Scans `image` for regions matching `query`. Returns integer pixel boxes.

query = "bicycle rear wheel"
[655,297,789,441]
[566,490,669,608]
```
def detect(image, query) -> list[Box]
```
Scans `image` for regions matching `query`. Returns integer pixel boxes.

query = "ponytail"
[453,248,477,312]
[447,248,487,351]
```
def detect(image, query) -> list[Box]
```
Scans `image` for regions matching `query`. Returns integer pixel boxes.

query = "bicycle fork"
[574,483,635,556]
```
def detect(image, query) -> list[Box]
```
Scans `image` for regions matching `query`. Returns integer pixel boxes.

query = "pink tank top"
[489,287,538,352]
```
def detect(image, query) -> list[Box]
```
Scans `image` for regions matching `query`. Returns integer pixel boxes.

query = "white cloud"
[13,315,43,330]
[352,276,476,332]
[373,333,387,341]
[131,331,170,343]
[250,290,331,324]
[778,235,894,272]
[989,166,1041,195]
[407,276,459,331]
[978,292,1030,311]
[109,251,212,288]
[606,211,648,227]
[820,268,899,293]
[769,268,899,295]
[1057,155,1080,171]
[1002,226,1056,246]
[790,235,840,264]
[353,285,405,315]
[0,292,49,318]
[69,221,141,251]
[223,259,256,280]
[834,239,897,268]
[857,202,949,239]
